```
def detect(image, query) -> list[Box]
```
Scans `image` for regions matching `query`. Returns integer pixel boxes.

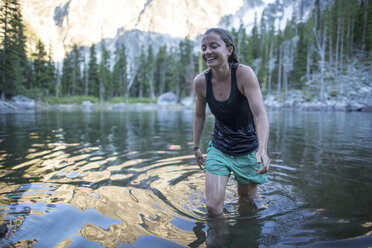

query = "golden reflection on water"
[0,139,205,247]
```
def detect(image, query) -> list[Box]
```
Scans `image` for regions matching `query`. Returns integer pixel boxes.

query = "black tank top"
[205,63,258,155]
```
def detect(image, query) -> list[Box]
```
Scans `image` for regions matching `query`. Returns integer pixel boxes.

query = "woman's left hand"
[194,148,205,170]
[255,150,270,174]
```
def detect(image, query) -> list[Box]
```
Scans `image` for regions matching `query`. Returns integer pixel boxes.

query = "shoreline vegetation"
[0,93,371,114]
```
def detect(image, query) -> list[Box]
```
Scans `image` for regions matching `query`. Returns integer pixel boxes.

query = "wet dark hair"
[203,28,239,64]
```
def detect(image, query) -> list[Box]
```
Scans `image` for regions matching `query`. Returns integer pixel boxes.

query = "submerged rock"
[0,224,7,238]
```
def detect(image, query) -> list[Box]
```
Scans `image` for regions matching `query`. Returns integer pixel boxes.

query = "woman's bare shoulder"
[194,71,207,97]
[236,64,255,77]
[194,72,207,87]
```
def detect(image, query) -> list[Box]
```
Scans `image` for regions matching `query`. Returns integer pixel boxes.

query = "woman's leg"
[237,182,257,201]
[205,172,229,216]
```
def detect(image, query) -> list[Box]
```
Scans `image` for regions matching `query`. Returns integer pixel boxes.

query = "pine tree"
[146,44,155,99]
[99,40,111,100]
[0,0,29,98]
[46,45,55,96]
[112,42,127,97]
[155,44,167,96]
[178,38,194,98]
[88,43,99,97]
[61,52,73,95]
[165,47,179,94]
[71,44,83,95]
[33,39,50,95]
[251,14,260,60]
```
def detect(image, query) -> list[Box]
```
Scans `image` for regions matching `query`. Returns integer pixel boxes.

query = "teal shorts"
[205,142,268,184]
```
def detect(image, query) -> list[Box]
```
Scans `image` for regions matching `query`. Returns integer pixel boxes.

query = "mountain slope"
[21,0,246,60]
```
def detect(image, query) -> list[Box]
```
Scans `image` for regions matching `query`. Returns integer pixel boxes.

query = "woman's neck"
[211,63,230,81]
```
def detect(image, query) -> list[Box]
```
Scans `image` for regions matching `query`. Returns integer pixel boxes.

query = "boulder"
[0,101,16,113]
[10,95,35,110]
[157,92,178,105]
[346,101,364,111]
[82,100,94,111]
[180,96,194,108]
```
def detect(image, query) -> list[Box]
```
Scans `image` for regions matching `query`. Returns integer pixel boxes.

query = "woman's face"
[201,32,232,67]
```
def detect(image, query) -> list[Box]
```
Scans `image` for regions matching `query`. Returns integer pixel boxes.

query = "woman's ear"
[227,46,233,56]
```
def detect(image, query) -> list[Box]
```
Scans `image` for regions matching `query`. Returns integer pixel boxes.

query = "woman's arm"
[193,73,207,169]
[237,65,270,174]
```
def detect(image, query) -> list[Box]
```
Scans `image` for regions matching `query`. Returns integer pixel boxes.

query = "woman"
[193,28,270,216]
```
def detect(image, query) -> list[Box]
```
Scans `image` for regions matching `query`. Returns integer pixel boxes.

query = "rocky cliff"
[20,0,242,61]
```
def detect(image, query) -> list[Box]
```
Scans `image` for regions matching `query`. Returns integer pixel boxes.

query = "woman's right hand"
[194,148,205,170]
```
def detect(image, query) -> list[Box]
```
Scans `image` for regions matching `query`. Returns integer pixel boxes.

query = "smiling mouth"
[206,57,216,62]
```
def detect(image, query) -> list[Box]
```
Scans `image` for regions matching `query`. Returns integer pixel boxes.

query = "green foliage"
[330,91,338,97]
[128,97,157,104]
[44,95,99,104]
[99,39,111,100]
[0,0,29,97]
[21,87,43,99]
[87,43,99,97]
[32,39,54,95]
[112,43,127,97]
[109,97,157,104]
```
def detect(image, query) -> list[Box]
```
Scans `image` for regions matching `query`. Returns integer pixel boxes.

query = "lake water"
[0,109,371,247]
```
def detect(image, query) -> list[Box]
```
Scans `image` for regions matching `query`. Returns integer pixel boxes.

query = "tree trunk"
[55,64,60,97]
[267,42,273,96]
[314,27,327,102]
[306,44,312,82]
[350,17,355,56]
[277,45,283,102]
[125,67,138,103]
[99,79,105,102]
[148,72,155,99]
[72,64,76,95]
[159,67,166,96]
[329,35,333,67]
[335,17,341,72]
[361,0,368,51]
[283,65,288,100]
[84,64,89,96]
[119,68,123,97]
[2,0,9,90]
[346,17,351,60]
[340,20,344,72]
[189,51,195,97]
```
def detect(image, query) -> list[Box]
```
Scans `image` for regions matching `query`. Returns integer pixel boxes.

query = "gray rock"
[82,100,93,106]
[82,100,94,111]
[180,96,194,108]
[10,95,35,109]
[334,101,347,111]
[0,101,16,113]
[346,102,364,111]
[157,92,178,105]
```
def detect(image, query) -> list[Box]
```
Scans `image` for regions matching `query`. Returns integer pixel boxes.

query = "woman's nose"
[204,47,212,54]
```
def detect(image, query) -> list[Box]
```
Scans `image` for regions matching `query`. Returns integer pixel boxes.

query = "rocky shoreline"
[1,94,371,114]
[264,99,372,112]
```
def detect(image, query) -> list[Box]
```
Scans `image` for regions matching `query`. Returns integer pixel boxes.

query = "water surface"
[0,109,371,247]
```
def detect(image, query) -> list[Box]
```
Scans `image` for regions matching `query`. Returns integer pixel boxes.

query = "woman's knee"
[206,203,223,216]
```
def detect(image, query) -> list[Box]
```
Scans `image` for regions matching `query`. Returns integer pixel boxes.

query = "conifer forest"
[0,0,371,103]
